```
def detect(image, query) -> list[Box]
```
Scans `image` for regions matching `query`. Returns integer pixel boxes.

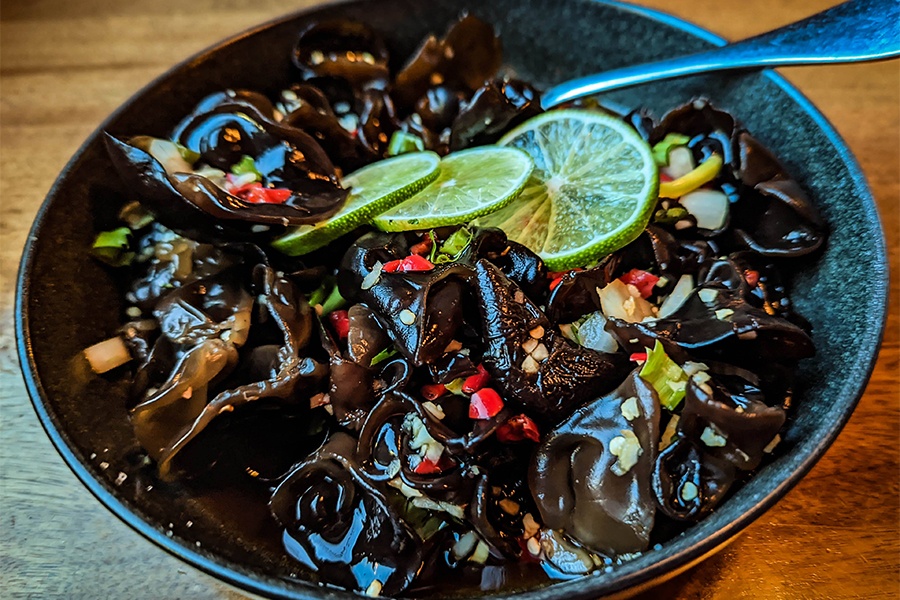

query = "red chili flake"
[413,454,455,474]
[462,364,491,394]
[744,269,760,287]
[496,414,540,443]
[619,268,660,299]
[660,172,674,182]
[549,276,565,292]
[382,254,435,273]
[421,383,446,401]
[468,387,504,419]
[630,352,648,362]
[327,310,350,340]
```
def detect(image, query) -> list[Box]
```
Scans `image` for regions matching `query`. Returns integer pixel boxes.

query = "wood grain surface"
[1,1,897,598]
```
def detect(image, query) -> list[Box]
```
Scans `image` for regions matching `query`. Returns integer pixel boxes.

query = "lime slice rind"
[271,151,441,255]
[372,146,534,232]
[481,109,657,271]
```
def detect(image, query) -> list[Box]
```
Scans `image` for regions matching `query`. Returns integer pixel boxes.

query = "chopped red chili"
[327,310,350,340]
[413,454,455,474]
[468,387,504,419]
[382,254,435,273]
[409,233,434,256]
[619,268,660,299]
[630,352,648,362]
[462,364,491,394]
[744,269,760,287]
[229,181,294,205]
[496,414,540,443]
[547,268,583,292]
[421,383,446,401]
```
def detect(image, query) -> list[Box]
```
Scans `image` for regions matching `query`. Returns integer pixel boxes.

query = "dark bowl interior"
[16,0,888,598]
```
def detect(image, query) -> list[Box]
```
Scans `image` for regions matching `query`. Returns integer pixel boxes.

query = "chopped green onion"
[651,133,691,167]
[429,226,474,265]
[307,278,347,314]
[653,206,689,225]
[307,284,328,308]
[639,340,689,409]
[320,283,347,315]
[402,502,446,541]
[369,346,399,367]
[659,153,723,199]
[440,226,472,256]
[387,131,425,156]
[230,155,262,180]
[91,227,135,267]
[444,377,467,396]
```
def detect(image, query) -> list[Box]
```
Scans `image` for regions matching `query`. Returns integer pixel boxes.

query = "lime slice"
[475,110,658,271]
[372,146,533,232]
[271,151,441,255]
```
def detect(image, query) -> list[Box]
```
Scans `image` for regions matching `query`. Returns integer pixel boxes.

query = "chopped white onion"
[84,336,132,374]
[662,146,695,179]
[658,274,695,318]
[680,189,729,230]
[598,279,654,323]
[577,312,619,353]
[146,138,194,175]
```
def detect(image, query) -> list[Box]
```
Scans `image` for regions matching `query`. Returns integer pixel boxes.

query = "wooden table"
[1,1,897,598]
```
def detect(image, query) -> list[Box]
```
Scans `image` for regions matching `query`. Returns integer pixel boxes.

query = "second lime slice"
[372,146,534,232]
[271,151,441,255]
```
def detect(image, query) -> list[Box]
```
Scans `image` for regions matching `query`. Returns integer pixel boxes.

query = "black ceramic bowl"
[16,0,888,598]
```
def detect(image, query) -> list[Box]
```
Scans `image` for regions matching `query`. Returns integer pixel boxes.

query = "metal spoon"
[541,0,900,108]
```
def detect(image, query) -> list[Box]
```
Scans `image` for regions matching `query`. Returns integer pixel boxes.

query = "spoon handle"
[542,0,900,108]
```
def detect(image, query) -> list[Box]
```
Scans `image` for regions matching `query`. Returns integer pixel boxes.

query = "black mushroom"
[320,316,376,431]
[461,227,550,302]
[678,375,785,472]
[105,88,349,243]
[131,265,324,478]
[450,78,543,150]
[652,370,783,521]
[392,14,502,112]
[473,260,630,419]
[280,83,376,171]
[270,433,423,596]
[292,20,390,90]
[338,231,469,366]
[531,371,661,556]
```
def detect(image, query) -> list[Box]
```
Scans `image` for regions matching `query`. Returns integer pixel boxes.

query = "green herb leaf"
[651,133,691,167]
[387,131,425,156]
[230,155,262,180]
[370,346,399,367]
[91,227,135,267]
[639,340,688,409]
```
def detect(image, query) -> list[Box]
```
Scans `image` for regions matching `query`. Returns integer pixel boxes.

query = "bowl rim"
[14,0,889,598]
